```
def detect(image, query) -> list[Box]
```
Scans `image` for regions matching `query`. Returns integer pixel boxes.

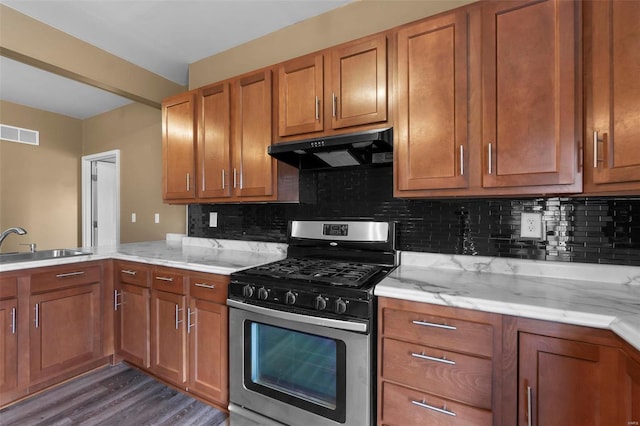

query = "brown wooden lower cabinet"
[29,265,103,385]
[0,297,19,399]
[151,289,188,386]
[518,332,620,425]
[115,282,150,368]
[622,350,640,425]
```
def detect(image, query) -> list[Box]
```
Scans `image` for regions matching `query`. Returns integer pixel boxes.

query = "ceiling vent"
[0,124,39,146]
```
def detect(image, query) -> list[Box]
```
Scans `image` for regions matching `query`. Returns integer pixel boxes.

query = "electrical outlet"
[520,212,543,239]
[209,212,218,228]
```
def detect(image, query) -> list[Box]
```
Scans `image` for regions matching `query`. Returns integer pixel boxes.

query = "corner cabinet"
[276,34,388,140]
[584,0,640,194]
[162,91,197,201]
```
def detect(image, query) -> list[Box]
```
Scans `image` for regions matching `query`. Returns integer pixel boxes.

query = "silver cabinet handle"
[121,269,137,276]
[114,290,122,311]
[55,271,85,278]
[411,399,456,417]
[194,283,215,289]
[488,143,493,174]
[202,169,206,191]
[155,276,174,282]
[233,168,237,188]
[34,303,39,329]
[187,307,195,334]
[11,307,16,334]
[460,145,464,176]
[186,173,190,191]
[315,96,320,120]
[411,351,456,365]
[593,131,599,168]
[221,169,226,190]
[412,320,457,330]
[527,385,533,426]
[332,92,337,117]
[175,304,183,330]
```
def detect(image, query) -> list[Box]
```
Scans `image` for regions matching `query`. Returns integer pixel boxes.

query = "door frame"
[81,149,121,247]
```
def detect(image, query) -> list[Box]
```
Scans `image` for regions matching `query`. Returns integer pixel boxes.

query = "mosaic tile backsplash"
[188,165,640,266]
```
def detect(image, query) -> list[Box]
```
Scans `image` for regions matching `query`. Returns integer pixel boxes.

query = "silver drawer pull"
[411,351,456,365]
[56,271,85,278]
[411,399,456,417]
[155,276,174,282]
[412,320,457,330]
[194,283,215,289]
[121,269,137,276]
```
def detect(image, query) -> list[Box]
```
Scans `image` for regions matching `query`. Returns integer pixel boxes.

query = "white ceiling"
[0,0,351,119]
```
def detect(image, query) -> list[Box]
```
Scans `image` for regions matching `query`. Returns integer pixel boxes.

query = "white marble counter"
[0,236,287,275]
[375,252,640,351]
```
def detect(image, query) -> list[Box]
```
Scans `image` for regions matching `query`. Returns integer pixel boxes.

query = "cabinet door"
[396,10,468,192]
[622,352,640,426]
[162,91,197,201]
[30,284,102,382]
[278,54,324,137]
[0,298,18,396]
[482,0,578,189]
[585,0,640,191]
[519,333,619,425]
[330,35,387,129]
[232,70,274,198]
[198,83,232,199]
[188,298,228,405]
[151,290,187,386]
[115,283,150,369]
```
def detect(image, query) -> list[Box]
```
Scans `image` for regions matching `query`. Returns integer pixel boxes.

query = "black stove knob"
[242,284,255,298]
[257,287,269,301]
[335,298,347,314]
[314,296,327,311]
[284,291,297,305]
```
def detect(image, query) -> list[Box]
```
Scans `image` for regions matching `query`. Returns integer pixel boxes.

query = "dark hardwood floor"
[0,364,228,426]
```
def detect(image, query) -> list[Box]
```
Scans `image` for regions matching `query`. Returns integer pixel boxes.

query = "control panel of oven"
[228,280,372,320]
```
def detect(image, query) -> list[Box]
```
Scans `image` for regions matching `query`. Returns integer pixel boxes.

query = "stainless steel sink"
[0,249,91,264]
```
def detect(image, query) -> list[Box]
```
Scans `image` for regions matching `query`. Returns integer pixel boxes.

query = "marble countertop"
[0,235,287,275]
[375,252,640,351]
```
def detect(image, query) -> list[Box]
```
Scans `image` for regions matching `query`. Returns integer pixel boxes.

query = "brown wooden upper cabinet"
[277,34,388,139]
[482,0,579,191]
[395,0,582,198]
[163,69,297,204]
[395,9,469,192]
[584,0,640,194]
[162,92,197,201]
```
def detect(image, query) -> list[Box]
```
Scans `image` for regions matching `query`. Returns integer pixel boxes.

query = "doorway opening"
[81,150,120,247]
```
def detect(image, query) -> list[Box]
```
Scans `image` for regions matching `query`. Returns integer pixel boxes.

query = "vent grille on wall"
[0,124,39,146]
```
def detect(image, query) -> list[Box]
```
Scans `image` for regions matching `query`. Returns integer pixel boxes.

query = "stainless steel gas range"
[228,220,397,426]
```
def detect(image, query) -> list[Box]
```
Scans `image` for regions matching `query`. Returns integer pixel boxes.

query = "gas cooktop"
[244,257,383,287]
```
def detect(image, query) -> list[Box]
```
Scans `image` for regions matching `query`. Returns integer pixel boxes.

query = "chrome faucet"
[0,227,27,249]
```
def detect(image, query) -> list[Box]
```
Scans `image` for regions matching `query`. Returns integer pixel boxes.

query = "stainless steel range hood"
[268,128,393,169]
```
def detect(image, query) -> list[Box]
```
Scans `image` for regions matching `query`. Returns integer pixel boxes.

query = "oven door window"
[244,321,346,423]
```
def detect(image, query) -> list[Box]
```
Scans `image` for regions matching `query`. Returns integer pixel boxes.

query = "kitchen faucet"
[0,227,27,249]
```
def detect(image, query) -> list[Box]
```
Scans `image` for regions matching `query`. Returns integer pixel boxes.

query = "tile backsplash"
[189,165,640,266]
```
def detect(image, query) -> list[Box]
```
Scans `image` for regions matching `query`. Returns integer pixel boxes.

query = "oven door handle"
[227,299,368,333]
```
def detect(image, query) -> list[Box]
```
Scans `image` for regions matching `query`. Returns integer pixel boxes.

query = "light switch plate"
[520,212,543,239]
[154,213,160,224]
[209,212,218,228]
[131,213,136,223]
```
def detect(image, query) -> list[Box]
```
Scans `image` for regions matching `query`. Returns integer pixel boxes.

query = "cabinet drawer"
[382,308,493,357]
[31,264,101,293]
[382,338,492,409]
[0,275,18,299]
[152,268,186,294]
[116,261,150,287]
[381,382,491,426]
[188,272,228,303]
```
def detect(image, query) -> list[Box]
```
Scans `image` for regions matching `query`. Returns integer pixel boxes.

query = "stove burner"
[250,258,382,287]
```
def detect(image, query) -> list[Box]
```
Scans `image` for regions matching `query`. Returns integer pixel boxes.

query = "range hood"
[268,128,393,169]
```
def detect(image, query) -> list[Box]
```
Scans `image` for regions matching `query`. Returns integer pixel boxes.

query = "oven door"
[228,300,372,426]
